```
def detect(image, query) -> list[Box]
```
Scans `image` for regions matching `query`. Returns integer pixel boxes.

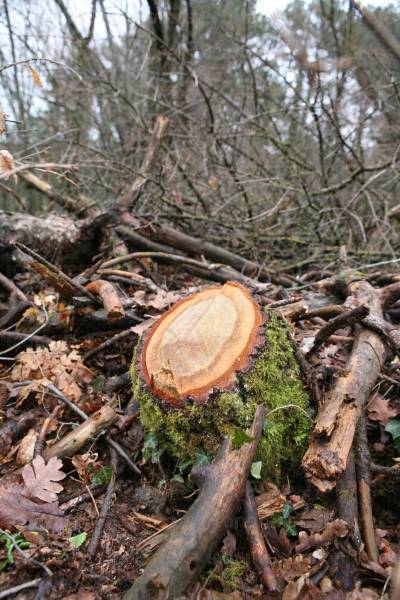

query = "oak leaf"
[0,478,67,532]
[295,519,347,552]
[367,393,398,426]
[22,455,66,502]
[11,341,93,403]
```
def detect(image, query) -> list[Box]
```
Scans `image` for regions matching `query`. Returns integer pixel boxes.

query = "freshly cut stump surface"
[141,282,263,406]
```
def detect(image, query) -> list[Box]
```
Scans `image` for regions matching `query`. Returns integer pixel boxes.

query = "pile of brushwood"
[2,220,400,600]
[0,120,400,600]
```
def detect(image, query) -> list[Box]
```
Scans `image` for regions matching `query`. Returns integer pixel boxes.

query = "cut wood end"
[140,282,264,406]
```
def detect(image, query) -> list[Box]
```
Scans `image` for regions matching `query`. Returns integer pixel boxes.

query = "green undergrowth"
[131,313,311,481]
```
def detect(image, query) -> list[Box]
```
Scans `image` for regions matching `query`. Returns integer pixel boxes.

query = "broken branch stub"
[140,281,263,407]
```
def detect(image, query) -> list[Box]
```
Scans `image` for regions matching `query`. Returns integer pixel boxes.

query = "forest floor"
[1,242,400,600]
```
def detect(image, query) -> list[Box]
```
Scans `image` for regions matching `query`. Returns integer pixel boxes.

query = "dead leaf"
[16,429,38,465]
[28,64,44,88]
[11,341,93,403]
[0,477,67,532]
[367,393,398,426]
[295,507,334,532]
[22,455,66,502]
[221,530,236,557]
[133,289,180,312]
[282,576,321,600]
[71,452,98,480]
[295,519,348,553]
[376,529,398,568]
[208,174,219,191]
[0,105,6,135]
[276,555,312,582]
[0,149,17,181]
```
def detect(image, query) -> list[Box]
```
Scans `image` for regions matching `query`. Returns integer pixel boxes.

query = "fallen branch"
[243,481,279,592]
[355,412,378,562]
[302,280,387,491]
[124,405,265,600]
[14,242,96,301]
[43,404,118,461]
[307,305,369,358]
[85,279,125,320]
[87,448,118,556]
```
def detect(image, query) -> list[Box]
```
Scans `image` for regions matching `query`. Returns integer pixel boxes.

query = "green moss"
[131,314,311,481]
[220,558,248,589]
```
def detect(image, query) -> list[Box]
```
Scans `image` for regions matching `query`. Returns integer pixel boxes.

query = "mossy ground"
[131,314,311,481]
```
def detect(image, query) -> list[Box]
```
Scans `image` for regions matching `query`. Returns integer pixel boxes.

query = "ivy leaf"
[386,418,400,439]
[282,501,294,520]
[386,418,400,453]
[91,465,112,486]
[194,448,210,467]
[69,532,87,549]
[231,428,255,450]
[251,461,262,479]
[142,432,164,464]
[263,418,272,434]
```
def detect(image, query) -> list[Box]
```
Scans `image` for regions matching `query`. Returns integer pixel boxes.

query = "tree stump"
[131,282,310,479]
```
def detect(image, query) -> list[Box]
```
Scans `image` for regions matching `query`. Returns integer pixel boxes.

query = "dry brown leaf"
[71,452,98,480]
[28,64,44,88]
[208,174,219,191]
[275,555,312,583]
[220,530,236,557]
[149,289,181,310]
[0,105,6,135]
[11,341,93,403]
[376,528,398,568]
[295,519,348,553]
[295,507,334,532]
[133,289,180,311]
[22,455,66,502]
[367,393,398,426]
[0,477,67,532]
[0,149,17,181]
[16,429,38,465]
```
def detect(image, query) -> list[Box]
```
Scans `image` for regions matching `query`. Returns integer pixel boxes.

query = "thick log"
[132,281,310,485]
[124,405,265,600]
[0,210,107,271]
[141,282,263,406]
[302,280,387,491]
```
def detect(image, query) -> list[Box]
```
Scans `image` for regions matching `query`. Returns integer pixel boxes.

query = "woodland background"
[2,0,400,272]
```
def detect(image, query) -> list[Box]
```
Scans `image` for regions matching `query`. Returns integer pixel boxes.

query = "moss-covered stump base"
[131,283,311,481]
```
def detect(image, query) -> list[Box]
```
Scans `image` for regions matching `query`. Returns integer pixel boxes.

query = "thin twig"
[87,448,118,556]
[0,578,42,599]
